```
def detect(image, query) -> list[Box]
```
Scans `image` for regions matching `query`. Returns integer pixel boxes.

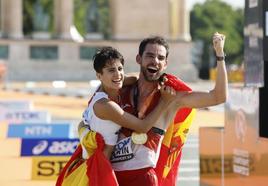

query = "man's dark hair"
[138,36,169,57]
[93,46,124,73]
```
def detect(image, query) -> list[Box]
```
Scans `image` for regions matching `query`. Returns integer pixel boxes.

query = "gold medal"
[131,132,148,144]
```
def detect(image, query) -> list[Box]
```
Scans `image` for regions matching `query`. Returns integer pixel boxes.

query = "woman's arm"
[94,86,176,133]
[123,72,139,86]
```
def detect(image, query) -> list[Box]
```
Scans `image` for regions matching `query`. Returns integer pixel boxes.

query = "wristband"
[216,54,225,61]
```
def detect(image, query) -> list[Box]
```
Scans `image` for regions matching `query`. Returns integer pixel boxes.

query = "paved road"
[177,134,200,186]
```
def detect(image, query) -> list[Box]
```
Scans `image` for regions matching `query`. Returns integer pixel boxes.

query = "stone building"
[0,0,197,82]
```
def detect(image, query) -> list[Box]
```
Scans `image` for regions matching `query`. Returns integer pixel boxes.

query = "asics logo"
[32,140,48,155]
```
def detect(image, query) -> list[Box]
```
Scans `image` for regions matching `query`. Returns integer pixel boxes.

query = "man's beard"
[141,66,161,82]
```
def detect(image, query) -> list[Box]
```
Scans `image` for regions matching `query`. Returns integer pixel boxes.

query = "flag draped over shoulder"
[154,74,196,186]
[56,128,118,186]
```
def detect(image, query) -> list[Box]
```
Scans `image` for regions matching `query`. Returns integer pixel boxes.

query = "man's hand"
[213,32,225,57]
[158,73,168,86]
[160,85,177,104]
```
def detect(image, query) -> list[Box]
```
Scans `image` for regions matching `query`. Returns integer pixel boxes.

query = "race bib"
[110,137,134,163]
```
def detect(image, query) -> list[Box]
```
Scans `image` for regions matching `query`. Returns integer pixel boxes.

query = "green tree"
[97,0,110,38]
[73,0,90,36]
[23,0,53,36]
[23,0,109,38]
[190,0,244,79]
[74,0,110,38]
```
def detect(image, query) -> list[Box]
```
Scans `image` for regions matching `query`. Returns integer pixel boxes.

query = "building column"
[1,0,23,39]
[169,0,191,41]
[54,0,73,39]
[179,0,191,41]
[169,0,179,40]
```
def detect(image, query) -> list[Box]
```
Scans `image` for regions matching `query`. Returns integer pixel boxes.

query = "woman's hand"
[123,72,139,86]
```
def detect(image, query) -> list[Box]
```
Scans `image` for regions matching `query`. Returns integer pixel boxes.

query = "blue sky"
[187,0,245,10]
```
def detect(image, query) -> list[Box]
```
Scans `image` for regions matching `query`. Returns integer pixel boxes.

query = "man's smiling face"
[137,43,167,82]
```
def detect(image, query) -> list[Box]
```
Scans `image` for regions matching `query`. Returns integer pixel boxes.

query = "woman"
[57,46,175,186]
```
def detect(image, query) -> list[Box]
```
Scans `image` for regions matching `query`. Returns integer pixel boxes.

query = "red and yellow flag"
[56,130,118,186]
[155,74,196,186]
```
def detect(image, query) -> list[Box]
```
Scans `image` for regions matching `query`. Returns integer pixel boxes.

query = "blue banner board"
[7,124,71,139]
[21,138,79,156]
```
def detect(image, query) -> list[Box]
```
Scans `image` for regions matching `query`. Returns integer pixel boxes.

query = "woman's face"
[97,59,124,91]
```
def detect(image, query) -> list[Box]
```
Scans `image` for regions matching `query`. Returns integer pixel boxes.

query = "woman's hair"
[93,47,124,73]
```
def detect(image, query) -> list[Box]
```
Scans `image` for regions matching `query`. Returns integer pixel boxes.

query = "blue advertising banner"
[21,138,79,156]
[7,124,71,139]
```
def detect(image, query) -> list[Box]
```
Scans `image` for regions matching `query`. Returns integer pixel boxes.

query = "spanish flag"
[155,74,196,186]
[56,128,118,186]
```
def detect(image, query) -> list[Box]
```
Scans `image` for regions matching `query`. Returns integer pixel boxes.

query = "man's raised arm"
[175,32,228,109]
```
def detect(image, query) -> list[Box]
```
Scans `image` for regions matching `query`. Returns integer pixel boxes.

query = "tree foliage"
[72,0,110,38]
[190,0,244,79]
[23,0,110,38]
[23,0,53,35]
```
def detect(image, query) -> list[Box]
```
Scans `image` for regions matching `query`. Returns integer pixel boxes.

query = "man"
[111,33,227,186]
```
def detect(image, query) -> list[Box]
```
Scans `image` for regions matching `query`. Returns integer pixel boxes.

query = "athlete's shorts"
[115,167,158,186]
